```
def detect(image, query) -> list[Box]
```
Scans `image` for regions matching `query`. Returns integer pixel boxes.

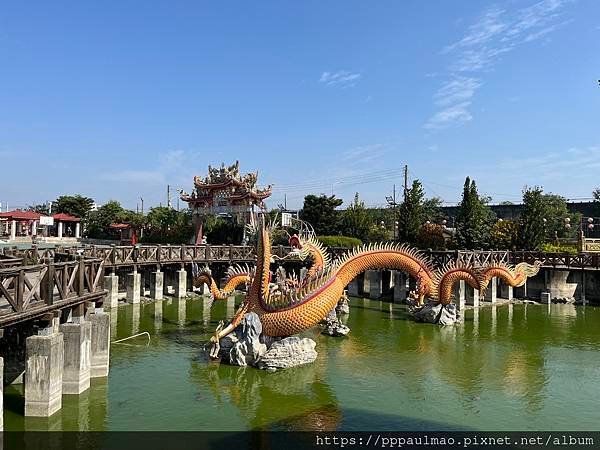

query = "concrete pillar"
[393,272,407,303]
[132,303,140,335]
[90,309,110,378]
[347,278,359,297]
[32,220,38,236]
[154,300,163,331]
[485,277,497,304]
[60,318,91,395]
[177,299,187,326]
[540,292,551,304]
[139,271,146,297]
[151,271,164,300]
[126,271,141,304]
[75,222,81,238]
[104,275,119,308]
[499,282,513,301]
[10,219,16,240]
[0,357,3,431]
[25,326,64,417]
[58,221,63,239]
[163,270,171,296]
[466,286,479,307]
[175,268,187,299]
[453,280,466,311]
[363,270,382,299]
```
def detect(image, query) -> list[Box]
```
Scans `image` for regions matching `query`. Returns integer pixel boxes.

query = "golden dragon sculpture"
[208,223,541,344]
[192,234,331,300]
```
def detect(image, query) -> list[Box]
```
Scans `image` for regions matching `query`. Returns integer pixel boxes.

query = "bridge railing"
[0,257,106,327]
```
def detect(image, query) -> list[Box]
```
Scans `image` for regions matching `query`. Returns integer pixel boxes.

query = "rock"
[412,302,460,325]
[257,337,318,371]
[438,303,459,326]
[322,321,350,337]
[321,308,350,337]
[336,295,350,315]
[227,312,268,366]
[552,297,575,304]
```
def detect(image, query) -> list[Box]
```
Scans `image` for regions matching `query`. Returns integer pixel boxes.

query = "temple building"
[180,161,272,244]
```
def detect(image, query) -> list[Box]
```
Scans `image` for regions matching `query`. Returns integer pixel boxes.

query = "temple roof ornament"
[180,160,272,213]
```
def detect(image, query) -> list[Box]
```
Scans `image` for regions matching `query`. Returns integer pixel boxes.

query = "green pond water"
[4,297,600,431]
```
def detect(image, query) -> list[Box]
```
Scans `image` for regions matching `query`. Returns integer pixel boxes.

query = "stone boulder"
[412,302,460,326]
[228,312,267,366]
[256,337,318,372]
[321,308,350,337]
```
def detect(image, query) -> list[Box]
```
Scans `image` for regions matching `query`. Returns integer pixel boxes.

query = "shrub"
[540,243,578,254]
[317,235,362,248]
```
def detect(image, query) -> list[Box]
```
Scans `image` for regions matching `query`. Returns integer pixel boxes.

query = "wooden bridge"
[2,244,600,270]
[0,257,106,328]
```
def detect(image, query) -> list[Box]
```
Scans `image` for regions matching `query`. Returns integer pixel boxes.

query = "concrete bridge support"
[60,308,91,395]
[393,272,408,303]
[175,269,187,299]
[90,307,110,378]
[466,286,479,307]
[484,277,497,304]
[126,271,141,304]
[452,280,466,310]
[499,282,513,301]
[150,271,164,300]
[363,270,382,299]
[347,278,359,297]
[104,274,119,308]
[25,318,64,417]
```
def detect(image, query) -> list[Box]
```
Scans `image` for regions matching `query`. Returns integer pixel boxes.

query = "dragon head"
[192,262,213,288]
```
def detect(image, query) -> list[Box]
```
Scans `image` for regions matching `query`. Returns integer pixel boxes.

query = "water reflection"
[189,357,341,431]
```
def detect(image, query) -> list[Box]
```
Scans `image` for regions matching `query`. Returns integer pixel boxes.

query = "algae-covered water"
[5,297,600,431]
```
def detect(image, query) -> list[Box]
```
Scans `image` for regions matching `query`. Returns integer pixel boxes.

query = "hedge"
[317,235,362,248]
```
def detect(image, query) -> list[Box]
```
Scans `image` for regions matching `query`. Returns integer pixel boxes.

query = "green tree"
[86,200,125,239]
[397,180,426,244]
[454,177,495,249]
[490,219,519,250]
[54,195,95,220]
[541,194,579,240]
[142,207,194,244]
[299,194,343,236]
[340,193,372,242]
[518,186,547,250]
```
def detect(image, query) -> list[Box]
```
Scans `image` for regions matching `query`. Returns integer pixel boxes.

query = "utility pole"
[403,165,408,200]
[386,184,399,240]
[284,194,287,211]
[167,185,172,209]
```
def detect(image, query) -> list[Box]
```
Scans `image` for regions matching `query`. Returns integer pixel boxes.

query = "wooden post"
[43,258,55,305]
[78,256,85,296]
[205,245,211,261]
[17,269,25,312]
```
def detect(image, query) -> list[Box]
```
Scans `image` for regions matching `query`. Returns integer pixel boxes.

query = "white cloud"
[426,0,572,130]
[319,70,362,88]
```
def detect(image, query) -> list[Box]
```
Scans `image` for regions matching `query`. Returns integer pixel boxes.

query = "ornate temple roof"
[180,160,272,210]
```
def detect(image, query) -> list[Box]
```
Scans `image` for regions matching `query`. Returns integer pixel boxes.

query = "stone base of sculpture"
[211,312,317,371]
[409,300,460,326]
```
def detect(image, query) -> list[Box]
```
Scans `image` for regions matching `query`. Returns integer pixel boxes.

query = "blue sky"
[1,0,599,211]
